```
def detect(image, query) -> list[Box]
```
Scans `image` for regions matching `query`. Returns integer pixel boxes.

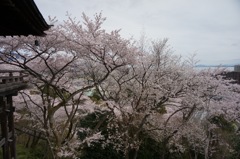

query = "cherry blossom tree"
[89,38,187,158]
[0,13,137,158]
[93,39,240,159]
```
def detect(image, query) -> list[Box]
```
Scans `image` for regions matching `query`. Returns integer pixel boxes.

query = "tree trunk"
[125,148,139,159]
[204,137,210,159]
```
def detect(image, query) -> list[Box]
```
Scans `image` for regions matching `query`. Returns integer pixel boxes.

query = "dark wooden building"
[224,72,240,84]
[0,70,28,159]
[0,0,49,158]
[222,65,240,84]
[0,0,49,36]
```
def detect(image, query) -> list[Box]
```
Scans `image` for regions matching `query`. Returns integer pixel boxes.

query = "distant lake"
[195,66,234,72]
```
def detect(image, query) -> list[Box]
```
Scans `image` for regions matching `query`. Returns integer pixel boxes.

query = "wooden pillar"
[7,95,16,159]
[0,96,10,159]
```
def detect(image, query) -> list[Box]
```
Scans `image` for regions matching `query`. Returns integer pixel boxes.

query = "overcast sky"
[35,0,240,65]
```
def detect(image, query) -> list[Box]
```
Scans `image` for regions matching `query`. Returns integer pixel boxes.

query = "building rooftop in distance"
[234,65,240,72]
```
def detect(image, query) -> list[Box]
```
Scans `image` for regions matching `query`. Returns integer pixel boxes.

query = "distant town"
[195,64,237,67]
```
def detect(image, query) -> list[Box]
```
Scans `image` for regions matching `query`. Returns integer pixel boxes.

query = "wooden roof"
[0,0,50,36]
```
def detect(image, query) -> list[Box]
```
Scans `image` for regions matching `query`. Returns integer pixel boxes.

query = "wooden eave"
[0,0,50,36]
